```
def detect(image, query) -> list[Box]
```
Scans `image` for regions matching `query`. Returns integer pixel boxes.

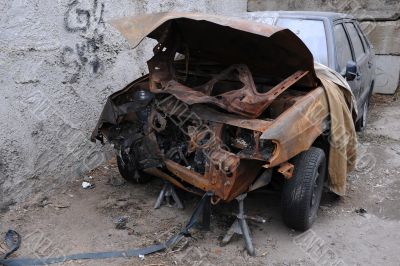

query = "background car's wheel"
[355,99,369,132]
[116,152,152,184]
[281,147,326,231]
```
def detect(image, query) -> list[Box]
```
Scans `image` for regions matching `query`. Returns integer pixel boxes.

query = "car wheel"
[355,99,369,132]
[116,152,152,184]
[281,147,326,231]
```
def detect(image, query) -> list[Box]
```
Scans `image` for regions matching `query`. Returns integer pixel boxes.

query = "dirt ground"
[1,95,400,266]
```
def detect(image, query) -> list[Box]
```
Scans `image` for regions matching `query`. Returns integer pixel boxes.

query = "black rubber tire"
[116,153,152,184]
[355,99,369,132]
[281,147,326,231]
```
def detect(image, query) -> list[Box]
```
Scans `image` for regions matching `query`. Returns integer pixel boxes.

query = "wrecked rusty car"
[91,13,357,231]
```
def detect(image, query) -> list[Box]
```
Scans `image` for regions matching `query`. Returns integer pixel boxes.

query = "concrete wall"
[0,0,247,207]
[248,0,400,94]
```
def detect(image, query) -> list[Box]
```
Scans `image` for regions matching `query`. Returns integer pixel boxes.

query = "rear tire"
[355,99,369,132]
[281,147,326,231]
[116,152,152,184]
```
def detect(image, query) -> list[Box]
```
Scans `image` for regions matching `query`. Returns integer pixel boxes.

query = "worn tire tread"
[116,155,152,184]
[281,147,326,231]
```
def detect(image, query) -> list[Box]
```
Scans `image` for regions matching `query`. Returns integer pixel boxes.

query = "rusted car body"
[91,13,333,203]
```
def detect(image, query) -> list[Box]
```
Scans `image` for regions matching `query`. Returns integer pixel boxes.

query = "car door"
[333,22,361,100]
[344,22,369,109]
[355,22,375,99]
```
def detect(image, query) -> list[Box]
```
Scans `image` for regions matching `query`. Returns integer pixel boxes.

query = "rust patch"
[277,162,294,179]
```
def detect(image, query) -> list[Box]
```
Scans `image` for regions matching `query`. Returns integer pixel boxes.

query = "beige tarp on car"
[315,63,357,195]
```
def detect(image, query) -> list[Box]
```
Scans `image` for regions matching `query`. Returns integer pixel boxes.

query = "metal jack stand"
[154,182,184,209]
[221,193,257,256]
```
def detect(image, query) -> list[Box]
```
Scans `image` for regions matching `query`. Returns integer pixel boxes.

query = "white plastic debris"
[138,254,145,260]
[81,181,94,189]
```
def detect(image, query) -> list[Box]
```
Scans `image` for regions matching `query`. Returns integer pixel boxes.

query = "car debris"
[81,181,95,189]
[51,204,70,209]
[90,12,358,254]
[37,196,51,208]
[355,208,367,216]
[114,216,128,230]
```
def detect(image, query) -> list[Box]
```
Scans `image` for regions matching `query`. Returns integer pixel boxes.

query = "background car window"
[345,23,365,60]
[356,23,371,49]
[334,24,353,73]
[276,18,328,66]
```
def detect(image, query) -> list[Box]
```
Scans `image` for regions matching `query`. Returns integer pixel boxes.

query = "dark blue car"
[246,11,376,131]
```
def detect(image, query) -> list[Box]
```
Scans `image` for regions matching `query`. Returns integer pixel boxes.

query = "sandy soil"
[1,95,400,266]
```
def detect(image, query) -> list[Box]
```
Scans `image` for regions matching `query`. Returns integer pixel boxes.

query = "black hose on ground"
[0,192,212,266]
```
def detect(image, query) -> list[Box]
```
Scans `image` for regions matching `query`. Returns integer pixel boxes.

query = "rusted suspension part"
[277,162,294,179]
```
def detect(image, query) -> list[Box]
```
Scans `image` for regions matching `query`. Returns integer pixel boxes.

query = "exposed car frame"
[91,12,356,231]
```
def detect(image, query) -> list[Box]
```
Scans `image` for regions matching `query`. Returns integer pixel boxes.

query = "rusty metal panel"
[261,87,329,168]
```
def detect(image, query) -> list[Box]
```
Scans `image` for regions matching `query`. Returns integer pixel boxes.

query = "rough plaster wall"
[0,0,247,207]
[248,0,400,94]
[247,0,399,14]
[362,19,400,93]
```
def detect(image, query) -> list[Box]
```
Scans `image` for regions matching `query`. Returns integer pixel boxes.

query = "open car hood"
[110,12,318,87]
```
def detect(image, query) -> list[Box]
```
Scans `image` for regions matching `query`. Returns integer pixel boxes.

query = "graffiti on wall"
[61,0,105,83]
